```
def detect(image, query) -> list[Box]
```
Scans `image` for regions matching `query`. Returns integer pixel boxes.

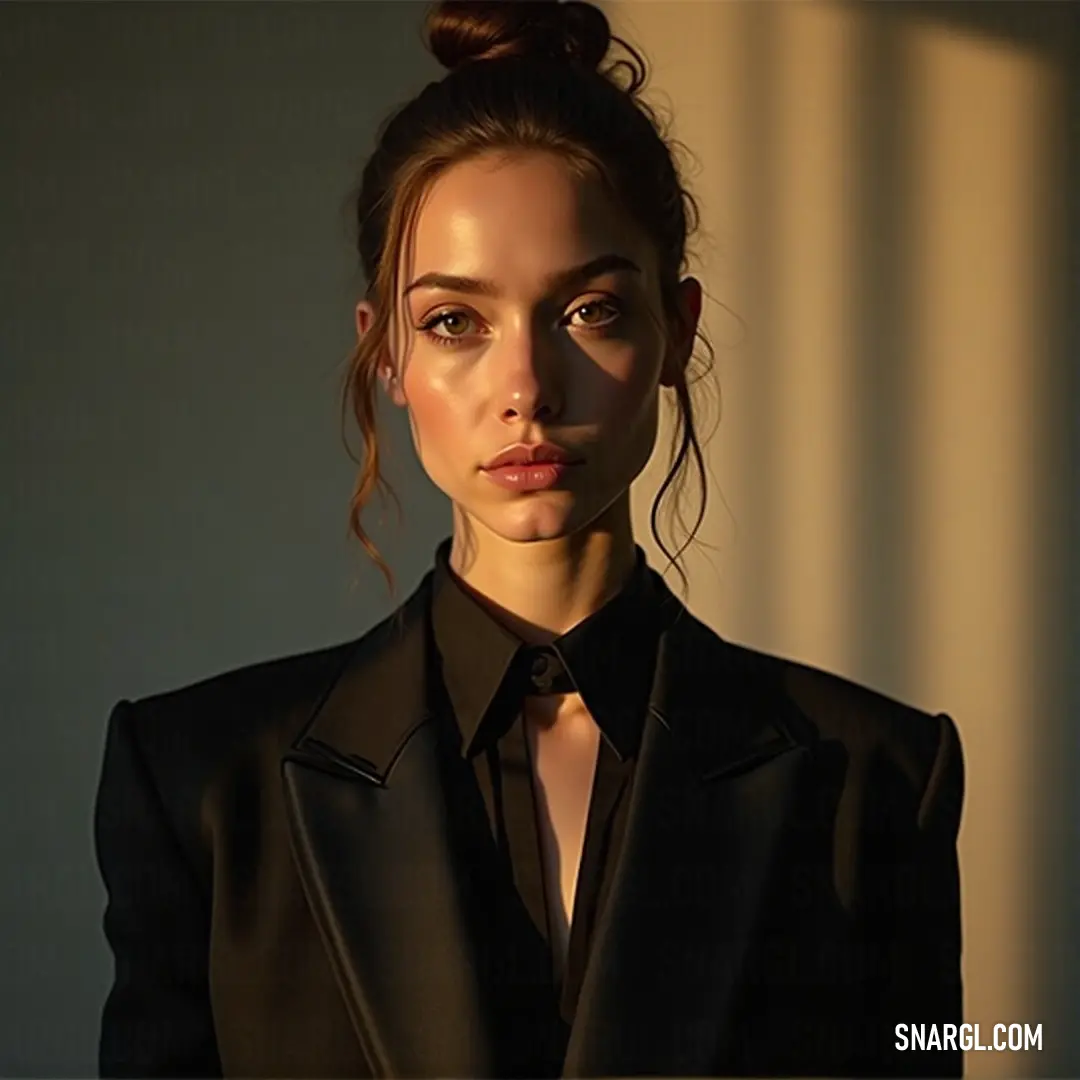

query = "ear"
[354,298,376,340]
[356,299,407,408]
[660,276,703,388]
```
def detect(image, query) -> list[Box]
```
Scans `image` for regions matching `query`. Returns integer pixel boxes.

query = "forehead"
[401,151,651,290]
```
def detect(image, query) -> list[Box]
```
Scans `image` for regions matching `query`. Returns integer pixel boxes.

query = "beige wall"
[609,2,1071,1075]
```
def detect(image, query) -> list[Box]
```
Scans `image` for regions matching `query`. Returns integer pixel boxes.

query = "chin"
[492,502,580,542]
[467,492,594,544]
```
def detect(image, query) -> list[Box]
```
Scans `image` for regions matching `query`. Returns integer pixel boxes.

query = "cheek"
[400,365,473,459]
[584,344,663,425]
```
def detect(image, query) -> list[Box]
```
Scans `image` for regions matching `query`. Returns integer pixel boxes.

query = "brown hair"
[342,0,717,599]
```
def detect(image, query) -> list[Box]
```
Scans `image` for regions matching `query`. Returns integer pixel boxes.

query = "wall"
[0,4,445,1072]
[615,2,1076,1075]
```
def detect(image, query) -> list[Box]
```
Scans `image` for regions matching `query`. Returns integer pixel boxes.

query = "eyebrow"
[402,252,642,300]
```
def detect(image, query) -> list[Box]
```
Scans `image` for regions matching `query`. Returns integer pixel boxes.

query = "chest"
[522,697,603,970]
[234,715,878,1078]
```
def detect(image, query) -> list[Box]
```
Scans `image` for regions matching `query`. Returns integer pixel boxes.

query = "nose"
[493,330,564,425]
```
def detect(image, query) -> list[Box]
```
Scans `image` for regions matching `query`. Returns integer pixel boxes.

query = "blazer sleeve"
[874,711,965,1077]
[93,699,222,1078]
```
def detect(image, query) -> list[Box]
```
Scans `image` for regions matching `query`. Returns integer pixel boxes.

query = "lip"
[481,460,580,493]
[481,441,581,470]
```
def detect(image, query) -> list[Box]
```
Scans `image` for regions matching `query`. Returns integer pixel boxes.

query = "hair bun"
[425,0,611,74]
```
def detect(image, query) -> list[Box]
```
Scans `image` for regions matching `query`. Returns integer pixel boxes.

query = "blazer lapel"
[563,598,817,1078]
[281,574,556,1078]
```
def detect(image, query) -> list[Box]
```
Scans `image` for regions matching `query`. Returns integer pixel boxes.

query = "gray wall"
[1,4,446,1073]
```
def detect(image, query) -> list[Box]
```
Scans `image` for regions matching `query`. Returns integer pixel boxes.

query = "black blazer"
[94,563,964,1078]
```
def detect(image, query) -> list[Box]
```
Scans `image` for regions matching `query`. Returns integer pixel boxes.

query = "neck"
[447,495,639,645]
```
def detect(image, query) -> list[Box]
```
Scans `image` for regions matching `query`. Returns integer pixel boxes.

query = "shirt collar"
[429,536,663,762]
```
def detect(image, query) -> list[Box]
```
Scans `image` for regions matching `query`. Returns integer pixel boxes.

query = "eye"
[566,298,623,330]
[415,298,624,350]
[417,309,479,348]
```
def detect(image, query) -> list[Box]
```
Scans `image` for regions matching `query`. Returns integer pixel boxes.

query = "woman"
[93,1,964,1077]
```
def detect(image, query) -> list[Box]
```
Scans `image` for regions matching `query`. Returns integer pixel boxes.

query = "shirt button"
[529,650,555,692]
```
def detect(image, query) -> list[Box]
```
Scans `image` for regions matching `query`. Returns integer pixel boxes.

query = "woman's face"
[358,150,701,545]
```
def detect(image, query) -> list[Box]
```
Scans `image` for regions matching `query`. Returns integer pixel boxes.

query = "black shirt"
[428,537,666,1032]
